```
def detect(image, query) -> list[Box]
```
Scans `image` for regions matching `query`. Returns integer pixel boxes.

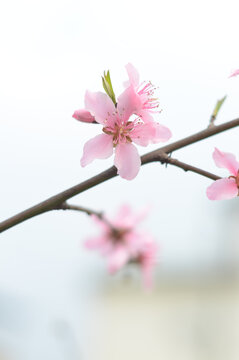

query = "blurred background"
[0,0,239,358]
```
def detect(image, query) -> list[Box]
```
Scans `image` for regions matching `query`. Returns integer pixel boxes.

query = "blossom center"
[103,119,135,146]
[108,227,130,243]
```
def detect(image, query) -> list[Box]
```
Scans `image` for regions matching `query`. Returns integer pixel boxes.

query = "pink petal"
[85,235,113,257]
[112,205,149,229]
[213,148,239,176]
[117,86,142,121]
[107,246,129,273]
[84,90,116,125]
[229,69,239,78]
[114,143,141,180]
[84,235,107,250]
[72,109,96,123]
[140,241,157,289]
[123,231,146,255]
[91,214,109,232]
[206,178,238,200]
[130,122,156,146]
[81,134,113,167]
[131,121,172,146]
[125,63,140,87]
[113,204,133,226]
[153,123,172,143]
[138,110,154,122]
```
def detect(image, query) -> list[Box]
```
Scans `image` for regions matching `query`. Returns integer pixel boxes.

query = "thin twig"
[58,202,104,218]
[58,202,116,230]
[158,153,220,180]
[1,117,239,233]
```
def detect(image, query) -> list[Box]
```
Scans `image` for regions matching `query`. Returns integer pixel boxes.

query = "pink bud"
[72,109,96,123]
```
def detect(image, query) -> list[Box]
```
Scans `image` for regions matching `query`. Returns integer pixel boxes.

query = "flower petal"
[84,235,107,250]
[90,214,108,232]
[213,148,239,176]
[130,122,155,146]
[107,245,129,273]
[125,63,140,87]
[113,204,133,226]
[206,178,238,200]
[138,110,154,122]
[131,121,172,146]
[81,134,113,167]
[229,69,239,78]
[117,86,142,121]
[84,90,116,125]
[139,239,157,289]
[153,123,172,142]
[72,109,96,123]
[113,204,149,229]
[114,143,141,180]
[123,231,146,255]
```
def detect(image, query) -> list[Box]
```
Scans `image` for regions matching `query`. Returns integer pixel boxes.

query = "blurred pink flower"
[206,148,239,200]
[84,205,158,288]
[229,69,239,78]
[80,87,171,180]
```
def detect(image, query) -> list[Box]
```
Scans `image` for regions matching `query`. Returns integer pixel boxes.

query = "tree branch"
[1,117,238,233]
[0,167,117,233]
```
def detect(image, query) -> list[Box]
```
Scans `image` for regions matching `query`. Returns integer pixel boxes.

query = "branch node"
[56,202,68,210]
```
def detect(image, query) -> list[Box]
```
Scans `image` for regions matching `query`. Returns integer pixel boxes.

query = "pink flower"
[84,205,158,288]
[73,64,172,180]
[206,148,239,200]
[229,69,239,78]
[124,63,164,123]
[80,86,171,180]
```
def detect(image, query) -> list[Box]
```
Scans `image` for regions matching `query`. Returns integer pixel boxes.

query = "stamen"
[137,81,160,112]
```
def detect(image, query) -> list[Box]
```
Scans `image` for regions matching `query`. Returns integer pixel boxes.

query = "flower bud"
[72,109,96,123]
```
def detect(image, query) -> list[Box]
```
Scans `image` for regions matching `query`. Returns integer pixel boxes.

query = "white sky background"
[0,0,239,357]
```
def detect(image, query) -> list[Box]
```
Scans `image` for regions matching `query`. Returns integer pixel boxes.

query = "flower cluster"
[73,64,172,180]
[72,64,239,289]
[84,205,158,289]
